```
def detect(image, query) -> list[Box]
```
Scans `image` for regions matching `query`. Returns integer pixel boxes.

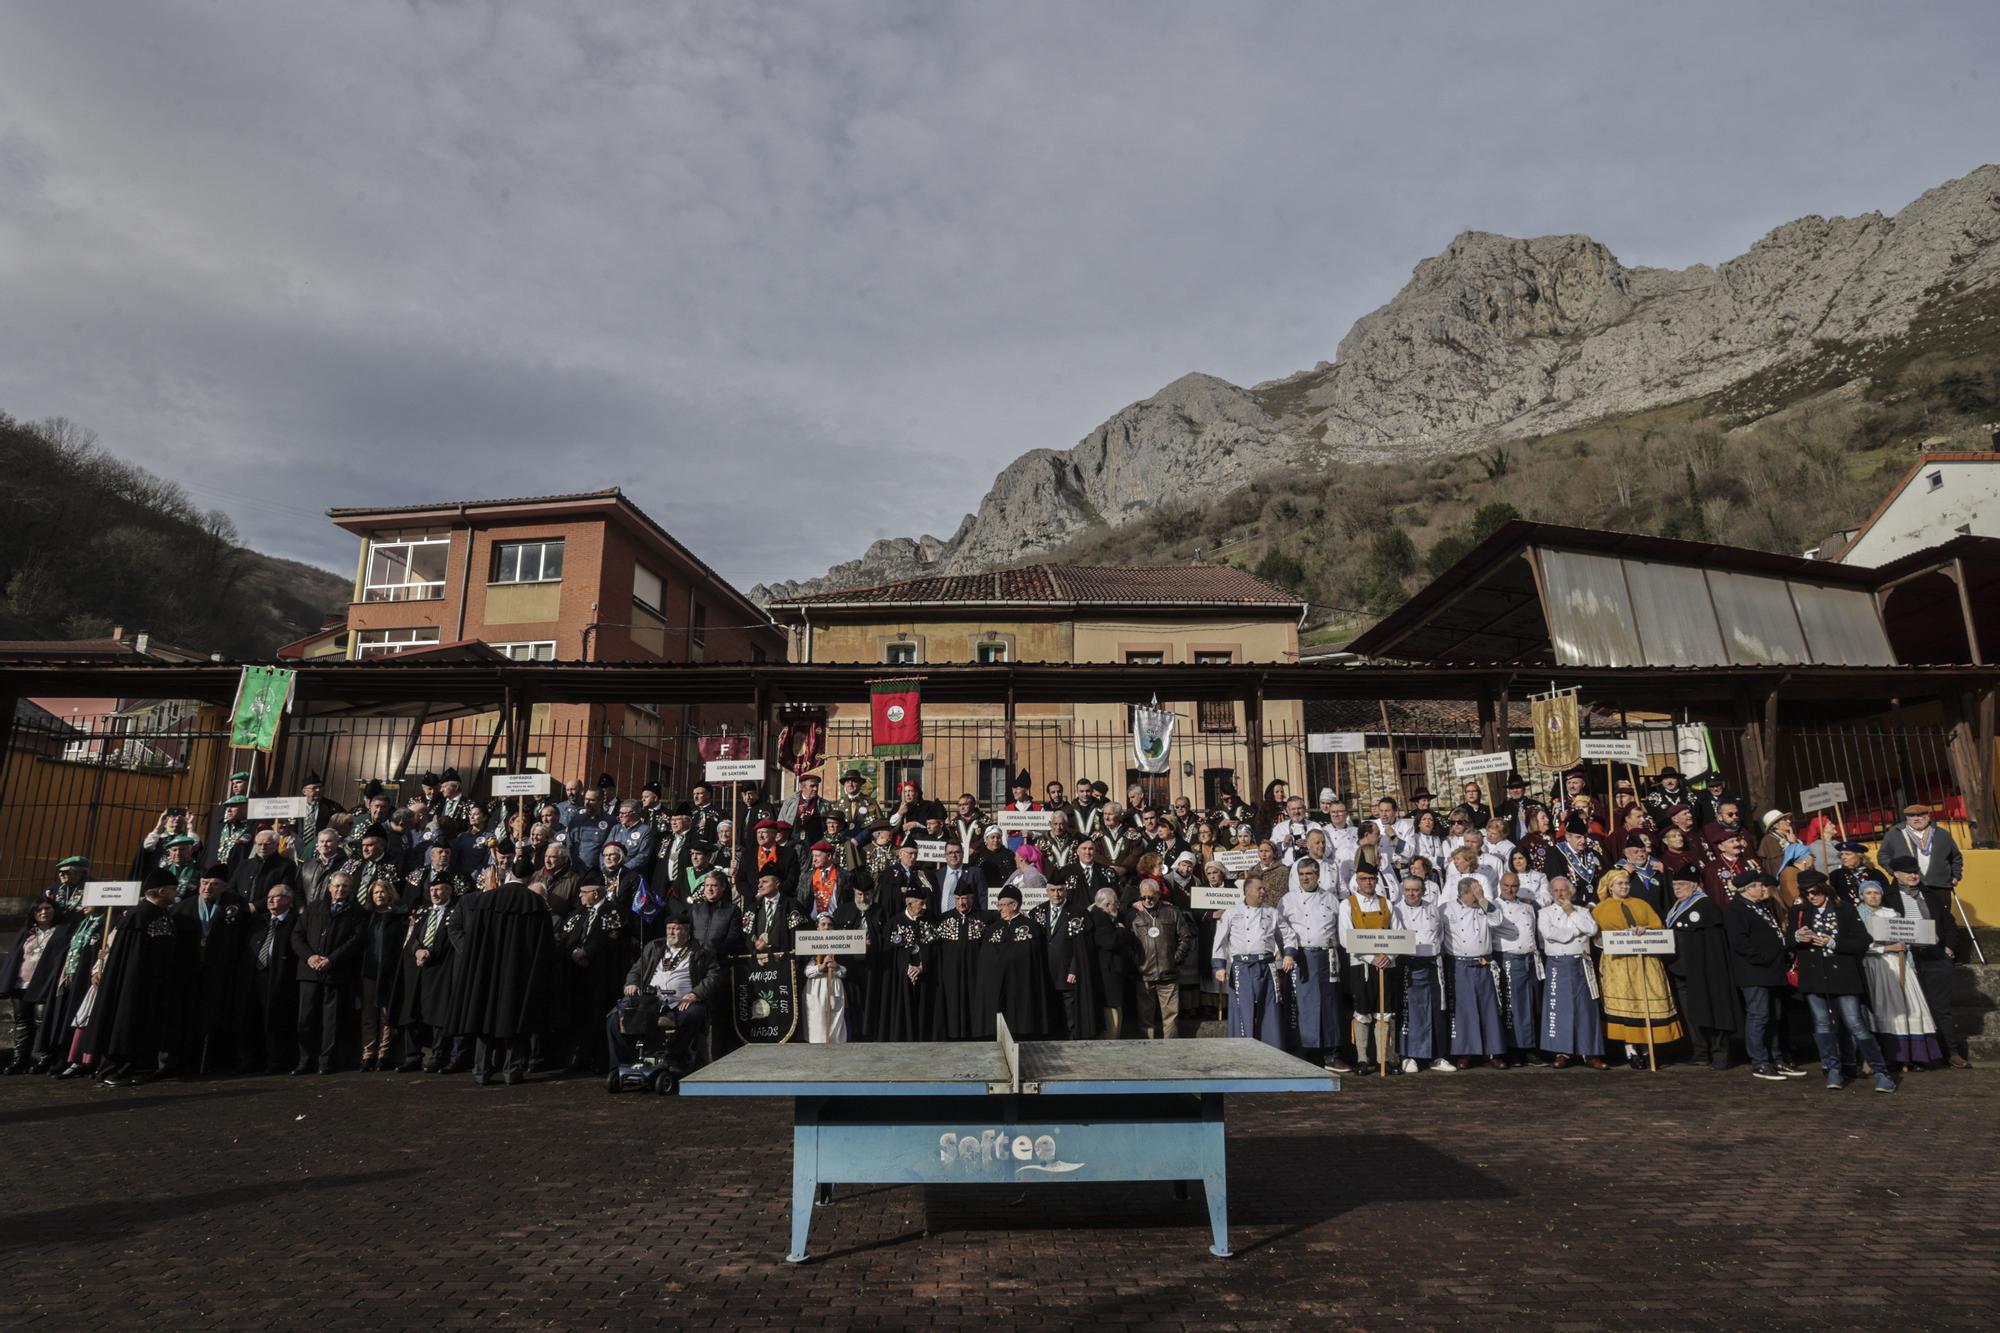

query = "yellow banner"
[1532,689,1581,770]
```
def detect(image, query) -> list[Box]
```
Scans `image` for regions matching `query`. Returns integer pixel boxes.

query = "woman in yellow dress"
[1592,869,1684,1069]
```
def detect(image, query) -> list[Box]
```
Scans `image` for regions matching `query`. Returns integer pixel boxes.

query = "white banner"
[1015,880,1050,910]
[1579,737,1642,763]
[1453,751,1513,779]
[247,796,309,820]
[1866,914,1937,945]
[1347,928,1416,956]
[1131,702,1174,776]
[1191,884,1241,911]
[1602,929,1676,956]
[1675,724,1712,777]
[914,839,949,863]
[996,810,1046,835]
[1216,849,1262,874]
[705,759,767,783]
[83,880,143,908]
[1798,782,1849,813]
[796,927,869,955]
[1308,732,1368,754]
[491,772,551,798]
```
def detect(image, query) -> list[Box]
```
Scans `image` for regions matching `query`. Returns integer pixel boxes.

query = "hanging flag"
[697,733,751,763]
[1531,687,1581,770]
[870,678,922,756]
[630,875,661,924]
[229,666,296,752]
[1132,697,1174,775]
[1675,723,1716,779]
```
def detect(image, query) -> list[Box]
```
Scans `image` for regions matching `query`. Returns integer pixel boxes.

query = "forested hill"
[0,414,349,660]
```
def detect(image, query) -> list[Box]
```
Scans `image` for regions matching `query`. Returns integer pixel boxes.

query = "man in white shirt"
[1210,875,1296,1050]
[1442,877,1506,1069]
[1279,859,1352,1072]
[1390,875,1451,1073]
[1537,875,1608,1069]
[1492,874,1545,1065]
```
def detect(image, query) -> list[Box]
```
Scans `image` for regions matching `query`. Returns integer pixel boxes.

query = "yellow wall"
[484,581,563,626]
[1957,847,2000,928]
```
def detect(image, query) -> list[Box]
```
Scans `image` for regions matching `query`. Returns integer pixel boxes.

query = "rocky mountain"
[752,165,2000,603]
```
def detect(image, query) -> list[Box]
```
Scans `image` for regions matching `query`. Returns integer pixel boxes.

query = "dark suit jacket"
[242,910,301,1006]
[228,853,299,906]
[931,862,988,915]
[291,899,366,988]
[623,939,723,1005]
[1884,885,1965,961]
[1877,825,1964,889]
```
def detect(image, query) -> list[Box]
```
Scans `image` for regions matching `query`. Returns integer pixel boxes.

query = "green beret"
[57,854,89,869]
[229,771,251,783]
[163,834,199,849]
[223,795,248,807]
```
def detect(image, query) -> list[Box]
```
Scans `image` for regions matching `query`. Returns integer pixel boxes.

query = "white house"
[1833,452,2000,565]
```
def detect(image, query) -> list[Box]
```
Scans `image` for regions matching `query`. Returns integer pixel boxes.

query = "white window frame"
[885,641,918,666]
[633,564,665,616]
[361,530,450,603]
[975,641,1008,664]
[489,640,557,662]
[353,626,443,658]
[491,539,565,586]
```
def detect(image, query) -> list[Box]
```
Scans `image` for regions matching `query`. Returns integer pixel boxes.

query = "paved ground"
[0,1060,1993,1330]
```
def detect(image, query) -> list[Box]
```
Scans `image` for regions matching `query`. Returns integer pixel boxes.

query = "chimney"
[110,626,123,641]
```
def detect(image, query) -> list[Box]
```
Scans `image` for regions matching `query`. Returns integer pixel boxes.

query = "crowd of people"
[1,760,1978,1094]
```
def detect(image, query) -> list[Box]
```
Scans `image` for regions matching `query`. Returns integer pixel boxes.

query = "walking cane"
[1949,891,1986,963]
[1644,1004,1656,1072]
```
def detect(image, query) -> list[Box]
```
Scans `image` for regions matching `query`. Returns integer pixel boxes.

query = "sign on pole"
[1191,884,1242,911]
[1602,929,1676,956]
[1798,782,1850,813]
[914,840,948,864]
[1215,849,1261,874]
[247,796,309,820]
[995,810,1045,835]
[796,928,869,955]
[1579,737,1643,763]
[1453,751,1513,779]
[82,881,143,908]
[1015,879,1050,910]
[1865,915,1937,946]
[1308,732,1368,754]
[706,759,768,784]
[492,772,552,799]
[1347,928,1416,956]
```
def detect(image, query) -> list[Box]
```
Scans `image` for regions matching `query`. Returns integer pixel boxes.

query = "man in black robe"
[975,885,1050,1039]
[928,882,991,1040]
[84,870,185,1086]
[292,870,365,1074]
[447,872,557,1085]
[172,864,253,1074]
[389,878,458,1071]
[873,886,935,1041]
[557,880,626,1074]
[1031,877,1099,1039]
[240,884,300,1074]
[1663,864,1741,1070]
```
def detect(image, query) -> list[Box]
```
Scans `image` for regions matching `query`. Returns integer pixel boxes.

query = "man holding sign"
[1338,867,1399,1072]
[1882,855,1971,1069]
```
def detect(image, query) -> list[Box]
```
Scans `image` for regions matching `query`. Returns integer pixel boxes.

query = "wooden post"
[1243,685,1266,814]
[1377,699,1398,805]
[1004,674,1018,793]
[1377,967,1388,1077]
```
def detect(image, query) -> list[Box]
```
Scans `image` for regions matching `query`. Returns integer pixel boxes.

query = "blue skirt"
[1497,954,1541,1051]
[1448,958,1504,1056]
[1398,956,1444,1060]
[1289,947,1345,1050]
[1541,954,1604,1056]
[1226,956,1284,1048]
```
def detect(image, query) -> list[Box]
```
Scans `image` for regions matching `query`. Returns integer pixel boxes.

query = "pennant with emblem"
[1131,696,1174,775]
[870,678,922,757]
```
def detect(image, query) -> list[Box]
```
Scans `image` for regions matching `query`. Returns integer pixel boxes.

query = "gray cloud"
[2,1,1997,586]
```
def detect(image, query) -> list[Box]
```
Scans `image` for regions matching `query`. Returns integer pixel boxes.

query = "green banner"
[229,666,296,752]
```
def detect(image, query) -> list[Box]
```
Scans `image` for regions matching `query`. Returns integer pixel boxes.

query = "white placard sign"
[1347,928,1416,956]
[996,810,1046,835]
[1453,751,1514,779]
[1216,849,1262,874]
[1191,884,1242,911]
[914,840,949,864]
[1308,732,1368,754]
[1602,929,1676,956]
[1798,782,1849,813]
[1579,737,1643,763]
[1014,880,1050,910]
[1866,915,1937,946]
[705,759,767,783]
[82,880,143,908]
[797,928,869,955]
[491,772,552,798]
[247,796,309,820]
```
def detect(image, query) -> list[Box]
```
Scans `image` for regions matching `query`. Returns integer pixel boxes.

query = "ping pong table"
[681,1019,1337,1261]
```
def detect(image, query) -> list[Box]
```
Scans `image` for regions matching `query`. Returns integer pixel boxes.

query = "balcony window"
[491,539,564,585]
[362,531,449,603]
[354,626,442,658]
[1195,651,1235,732]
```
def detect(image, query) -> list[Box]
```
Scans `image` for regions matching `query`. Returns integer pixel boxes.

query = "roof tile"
[773,562,1302,609]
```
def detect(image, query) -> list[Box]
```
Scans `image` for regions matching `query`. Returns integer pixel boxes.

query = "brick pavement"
[0,1063,1993,1330]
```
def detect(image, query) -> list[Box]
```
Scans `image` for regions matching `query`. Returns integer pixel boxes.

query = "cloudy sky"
[2,2,1996,589]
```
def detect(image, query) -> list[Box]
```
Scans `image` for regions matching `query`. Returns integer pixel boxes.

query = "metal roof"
[768,563,1305,614]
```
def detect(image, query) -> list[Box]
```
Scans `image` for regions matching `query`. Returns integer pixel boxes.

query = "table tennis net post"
[988,1016,1037,1094]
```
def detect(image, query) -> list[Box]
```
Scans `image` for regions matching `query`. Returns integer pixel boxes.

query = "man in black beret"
[82,870,185,1086]
[1883,854,1971,1067]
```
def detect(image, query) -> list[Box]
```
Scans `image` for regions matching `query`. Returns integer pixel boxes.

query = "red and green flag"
[870,678,922,756]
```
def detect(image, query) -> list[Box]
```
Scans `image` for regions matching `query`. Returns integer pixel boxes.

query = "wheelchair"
[605,991,706,1095]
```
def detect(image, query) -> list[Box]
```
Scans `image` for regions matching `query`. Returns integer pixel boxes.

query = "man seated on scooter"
[607,914,721,1079]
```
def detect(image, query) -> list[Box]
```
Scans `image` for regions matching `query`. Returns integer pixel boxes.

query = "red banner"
[870,678,921,757]
[697,734,751,763]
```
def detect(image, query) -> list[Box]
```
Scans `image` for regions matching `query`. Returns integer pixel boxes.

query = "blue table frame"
[682,1023,1336,1261]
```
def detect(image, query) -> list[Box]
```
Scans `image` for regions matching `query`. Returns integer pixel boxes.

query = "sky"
[2,2,1997,590]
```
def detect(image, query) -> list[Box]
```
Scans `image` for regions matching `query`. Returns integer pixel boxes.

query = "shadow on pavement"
[0,1167,414,1249]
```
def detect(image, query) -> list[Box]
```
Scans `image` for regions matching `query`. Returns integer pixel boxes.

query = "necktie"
[424,908,443,946]
[258,919,277,967]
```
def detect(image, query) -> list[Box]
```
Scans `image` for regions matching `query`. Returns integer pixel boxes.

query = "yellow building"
[765,564,1307,810]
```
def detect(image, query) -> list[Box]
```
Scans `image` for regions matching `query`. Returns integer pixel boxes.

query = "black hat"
[304,772,325,786]
[997,884,1022,903]
[1834,841,1868,855]
[1012,770,1031,789]
[1505,773,1526,788]
[672,801,693,816]
[1623,832,1651,849]
[1091,780,1109,796]
[1731,870,1777,889]
[1669,863,1703,884]
[842,769,866,784]
[1885,854,1919,874]
[901,884,930,901]
[1564,813,1592,835]
[363,779,386,800]
[596,772,615,789]
[642,781,662,796]
[143,868,179,893]
[1797,869,1830,891]
[200,863,228,881]
[1411,787,1434,801]
[441,767,462,784]
[1657,766,1683,781]
[421,772,440,787]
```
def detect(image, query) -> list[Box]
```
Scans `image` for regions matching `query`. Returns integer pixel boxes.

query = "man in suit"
[744,869,805,953]
[610,917,721,1076]
[227,829,298,908]
[1062,837,1119,917]
[242,884,301,1074]
[558,880,626,1074]
[1031,876,1099,1039]
[794,840,856,919]
[295,829,347,907]
[1878,803,1966,893]
[745,818,799,894]
[291,870,365,1074]
[877,841,934,904]
[932,841,988,917]
[654,804,703,901]
[777,773,830,846]
[1883,854,1972,1067]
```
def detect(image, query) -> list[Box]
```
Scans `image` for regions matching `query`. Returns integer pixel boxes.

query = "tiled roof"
[325,489,621,517]
[771,563,1304,609]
